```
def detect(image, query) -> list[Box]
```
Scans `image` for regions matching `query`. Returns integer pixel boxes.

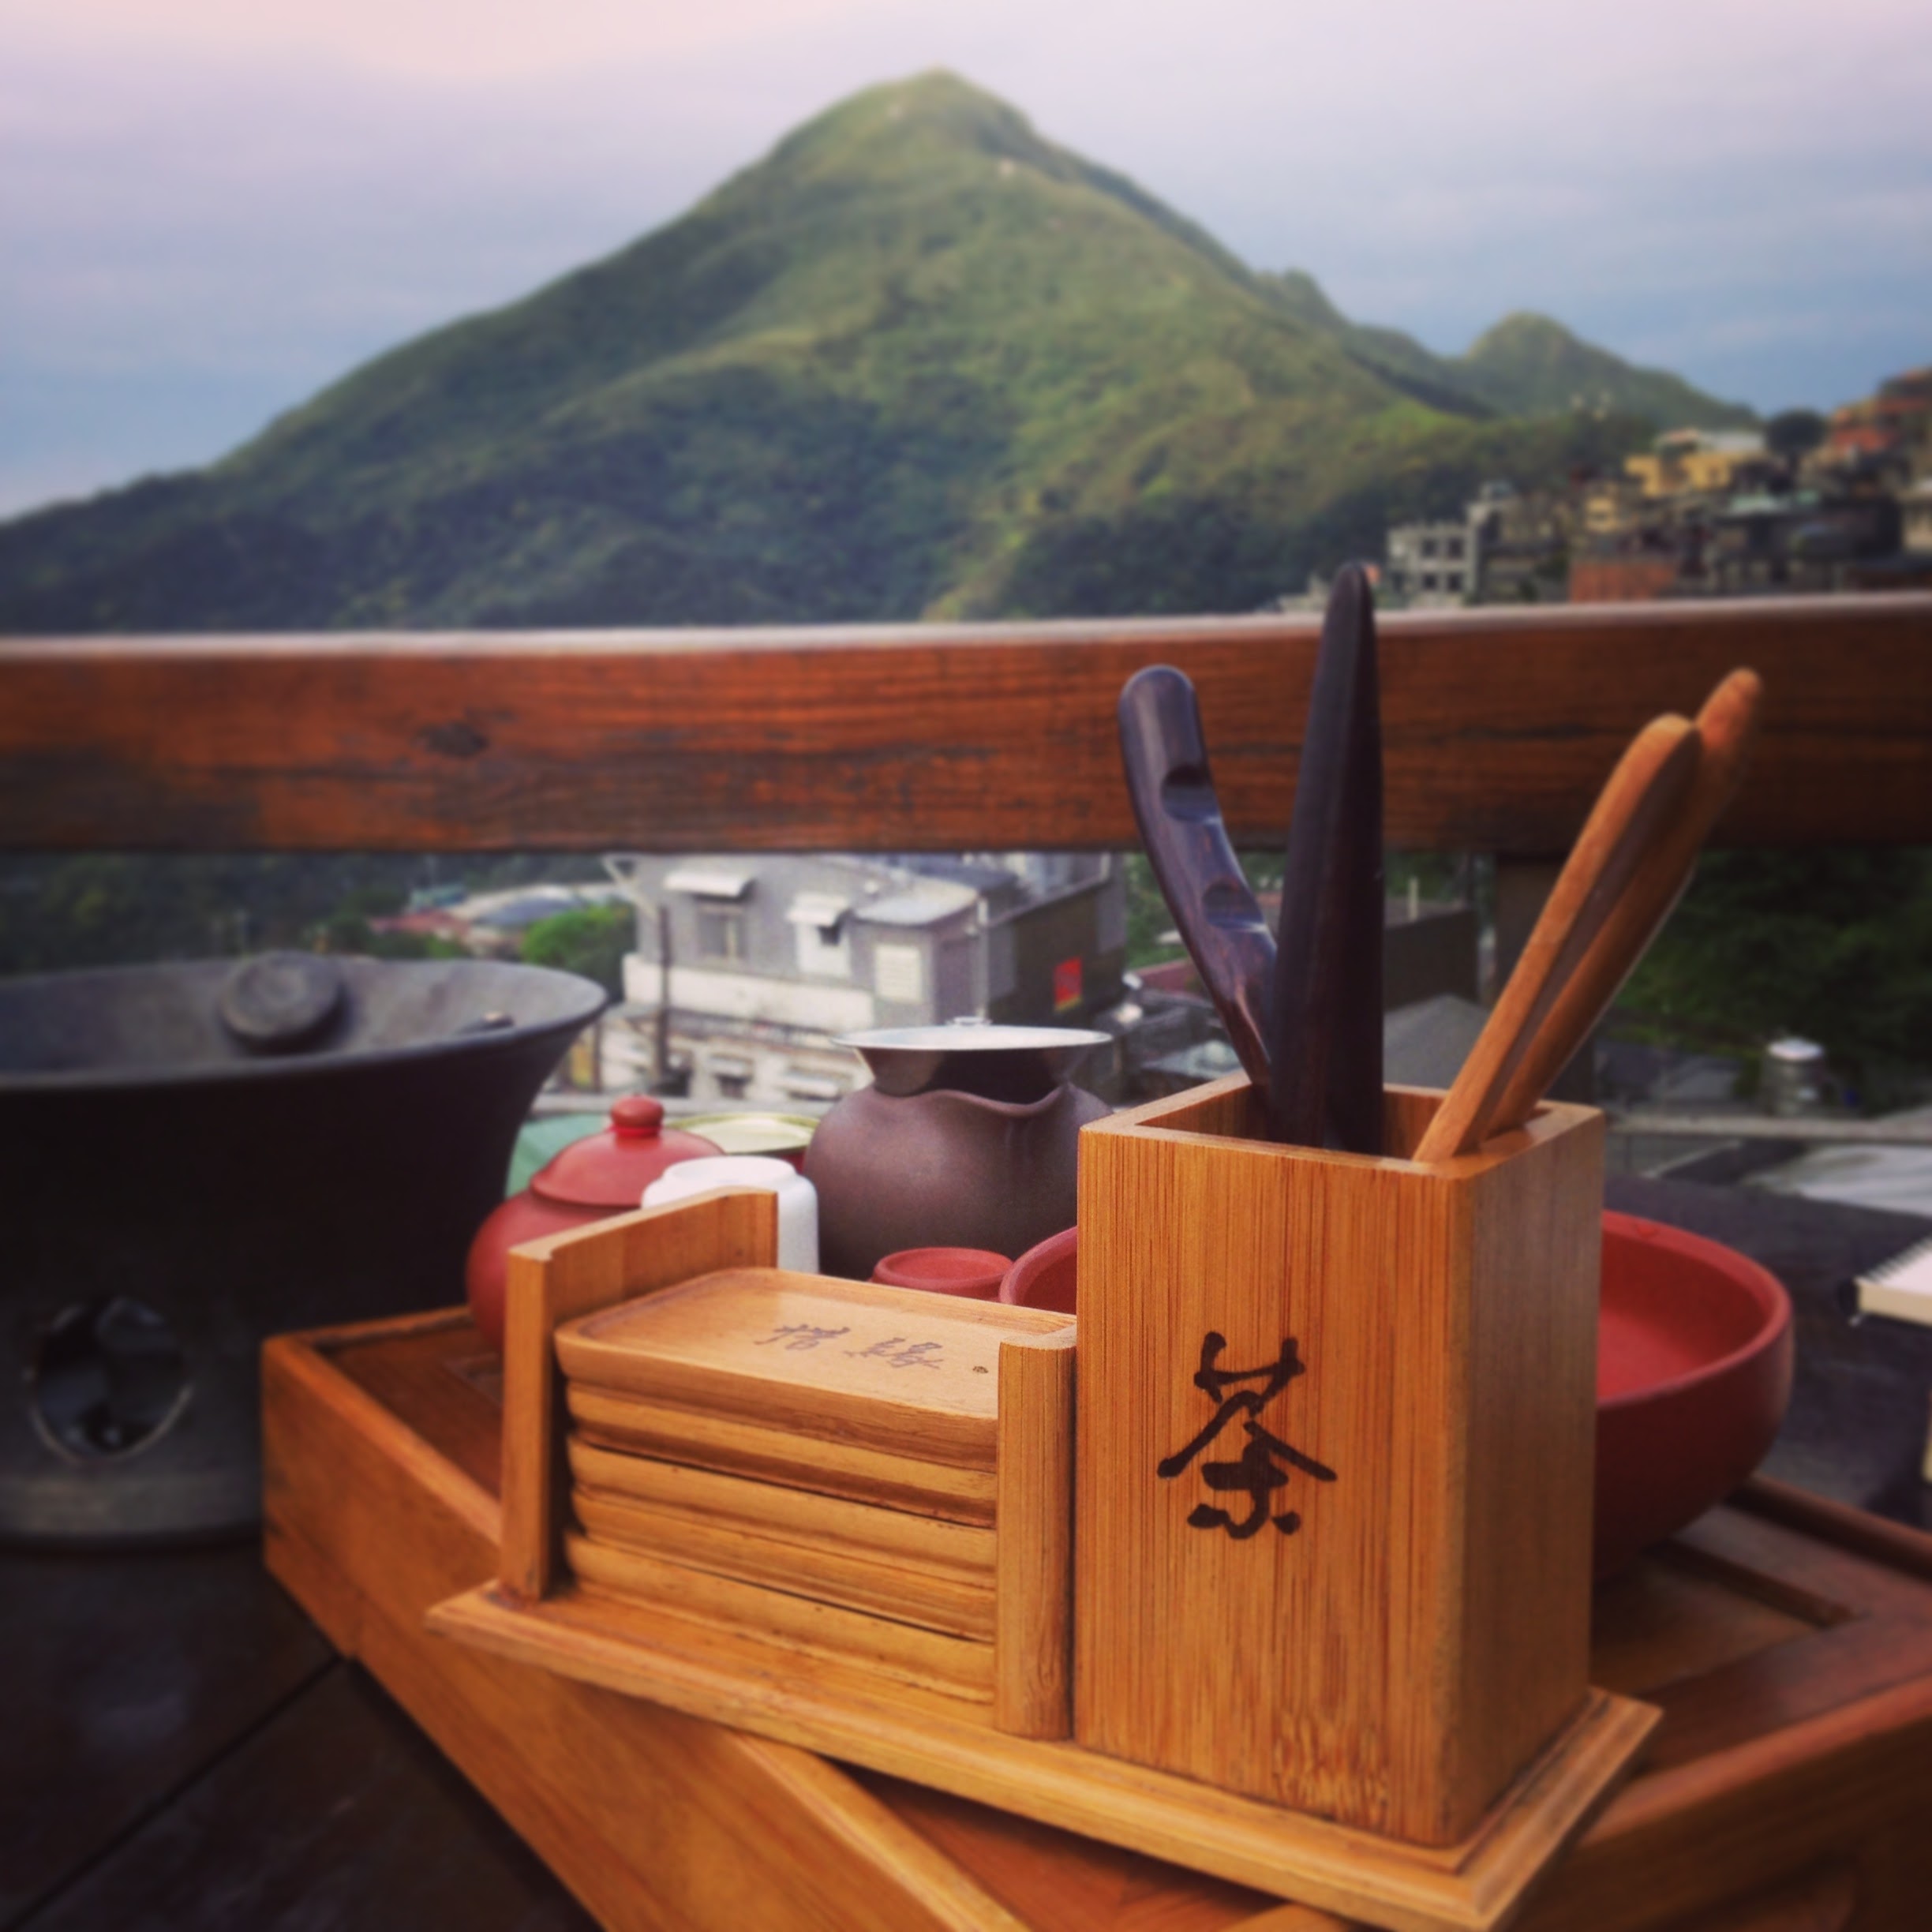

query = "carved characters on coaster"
[846,1337,945,1370]
[755,1324,852,1351]
[753,1323,947,1370]
[1159,1333,1337,1539]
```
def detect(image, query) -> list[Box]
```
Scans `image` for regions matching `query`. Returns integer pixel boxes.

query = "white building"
[601,852,1125,1106]
[1383,520,1473,605]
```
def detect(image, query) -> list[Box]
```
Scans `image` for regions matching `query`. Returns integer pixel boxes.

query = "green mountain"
[1261,275,1755,432]
[0,72,1750,633]
[1455,313,1757,428]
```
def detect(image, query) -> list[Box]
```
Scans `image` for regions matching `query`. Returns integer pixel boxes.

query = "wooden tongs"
[1411,668,1763,1163]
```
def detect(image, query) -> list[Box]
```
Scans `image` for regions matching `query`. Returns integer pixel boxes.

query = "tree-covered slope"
[0,72,1743,633]
[1260,275,1754,432]
[1455,313,1756,428]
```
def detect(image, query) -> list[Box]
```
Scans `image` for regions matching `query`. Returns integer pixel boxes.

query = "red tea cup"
[871,1247,1013,1299]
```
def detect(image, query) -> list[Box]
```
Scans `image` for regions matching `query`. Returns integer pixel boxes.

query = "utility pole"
[654,900,674,1095]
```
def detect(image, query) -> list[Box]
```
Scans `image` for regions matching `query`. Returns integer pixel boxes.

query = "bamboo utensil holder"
[1076,1074,1605,1846]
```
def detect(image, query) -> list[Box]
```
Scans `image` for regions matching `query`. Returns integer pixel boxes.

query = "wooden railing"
[2,593,1929,856]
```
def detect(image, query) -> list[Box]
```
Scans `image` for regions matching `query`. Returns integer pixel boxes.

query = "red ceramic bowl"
[999,1225,1078,1313]
[1594,1209,1792,1575]
[1003,1213,1794,1575]
[871,1247,1013,1299]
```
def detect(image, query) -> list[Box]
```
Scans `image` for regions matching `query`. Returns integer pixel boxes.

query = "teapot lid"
[837,1020,1108,1099]
[530,1095,721,1208]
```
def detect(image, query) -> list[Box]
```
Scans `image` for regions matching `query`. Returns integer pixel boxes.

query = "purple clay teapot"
[804,1021,1110,1282]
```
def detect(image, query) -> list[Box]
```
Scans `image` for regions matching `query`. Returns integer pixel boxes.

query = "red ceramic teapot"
[464,1095,719,1350]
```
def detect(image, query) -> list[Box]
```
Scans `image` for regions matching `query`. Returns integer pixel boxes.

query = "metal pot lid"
[837,1020,1108,1099]
[532,1095,723,1208]
[217,952,348,1054]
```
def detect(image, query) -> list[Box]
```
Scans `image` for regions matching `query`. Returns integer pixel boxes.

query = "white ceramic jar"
[641,1154,819,1272]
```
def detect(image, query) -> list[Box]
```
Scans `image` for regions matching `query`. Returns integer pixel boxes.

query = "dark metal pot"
[0,953,604,1545]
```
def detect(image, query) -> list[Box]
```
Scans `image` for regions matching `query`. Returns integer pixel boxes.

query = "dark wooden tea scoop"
[1117,665,1277,1104]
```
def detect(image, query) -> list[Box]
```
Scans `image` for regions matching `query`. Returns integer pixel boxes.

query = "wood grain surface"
[1074,1076,1604,1846]
[432,1582,1654,1932]
[554,1269,1067,1469]
[500,1191,777,1604]
[4,595,1927,854]
[1411,715,1699,1163]
[1488,668,1763,1136]
[262,1326,1035,1932]
[567,1387,1000,1523]
[565,1533,998,1699]
[567,1436,997,1572]
[283,1309,1932,1932]
[993,1329,1077,1739]
[571,1483,998,1640]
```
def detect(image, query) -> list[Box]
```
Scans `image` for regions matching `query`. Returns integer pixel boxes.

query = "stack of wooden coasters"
[552,1269,1073,1709]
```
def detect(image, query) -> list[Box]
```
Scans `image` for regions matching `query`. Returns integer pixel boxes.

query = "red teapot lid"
[530,1096,721,1209]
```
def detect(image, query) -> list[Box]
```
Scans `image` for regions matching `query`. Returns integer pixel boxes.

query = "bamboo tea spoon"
[1118,665,1277,1103]
[1266,564,1383,1153]
[1411,711,1702,1164]
[1487,668,1762,1135]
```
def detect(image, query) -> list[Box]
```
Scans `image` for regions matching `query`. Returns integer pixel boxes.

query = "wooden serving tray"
[431,1190,1658,1932]
[266,1305,1932,1932]
[436,1579,1649,1932]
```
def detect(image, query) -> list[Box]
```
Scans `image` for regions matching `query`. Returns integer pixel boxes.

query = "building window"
[697,907,745,960]
[665,867,753,964]
[873,942,925,1005]
[795,923,849,977]
[1446,537,1465,559]
[1421,571,1438,591]
[1421,537,1439,559]
[786,893,852,979]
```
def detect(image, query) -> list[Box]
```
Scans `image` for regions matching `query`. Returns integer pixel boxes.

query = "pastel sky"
[3,0,1928,515]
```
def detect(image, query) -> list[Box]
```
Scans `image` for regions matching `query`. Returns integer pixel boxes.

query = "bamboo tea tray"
[431,1184,1658,1932]
[437,1586,1649,1932]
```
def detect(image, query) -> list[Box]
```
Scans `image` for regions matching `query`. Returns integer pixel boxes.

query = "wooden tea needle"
[1266,564,1384,1153]
[1486,667,1763,1136]
[1411,710,1702,1164]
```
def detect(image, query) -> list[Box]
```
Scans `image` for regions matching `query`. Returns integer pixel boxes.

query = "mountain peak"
[730,70,1248,281]
[766,70,1054,177]
[1466,311,1576,357]
[1459,312,1755,428]
[0,77,1758,635]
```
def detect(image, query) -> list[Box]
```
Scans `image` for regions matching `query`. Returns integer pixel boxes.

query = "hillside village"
[1378,365,1932,608]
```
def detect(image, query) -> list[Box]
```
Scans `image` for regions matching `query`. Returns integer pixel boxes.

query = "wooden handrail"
[2,594,1928,854]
